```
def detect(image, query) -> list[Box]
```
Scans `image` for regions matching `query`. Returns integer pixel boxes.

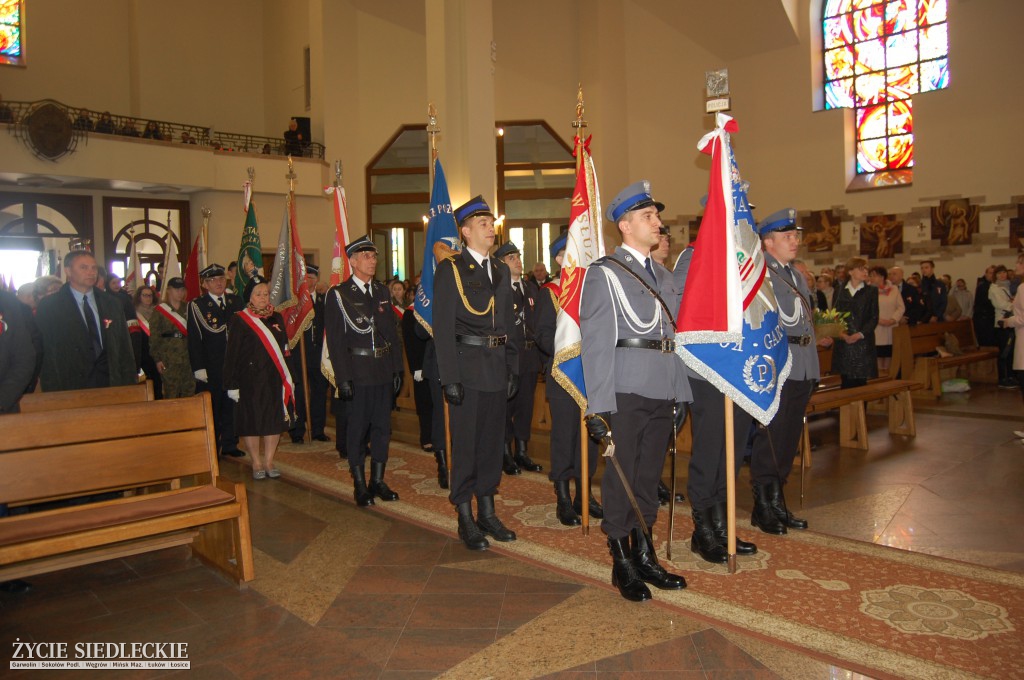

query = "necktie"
[216,296,225,313]
[644,258,657,284]
[364,283,373,301]
[513,281,523,299]
[82,295,103,357]
[784,265,796,284]
[485,259,493,283]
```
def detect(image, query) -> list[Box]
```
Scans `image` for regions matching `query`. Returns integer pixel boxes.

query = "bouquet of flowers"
[813,308,850,339]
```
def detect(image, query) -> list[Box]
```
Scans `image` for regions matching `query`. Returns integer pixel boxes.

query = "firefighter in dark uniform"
[188,264,244,457]
[324,236,404,507]
[581,181,690,602]
[289,264,331,443]
[750,209,822,534]
[535,232,603,526]
[493,240,544,476]
[434,195,520,551]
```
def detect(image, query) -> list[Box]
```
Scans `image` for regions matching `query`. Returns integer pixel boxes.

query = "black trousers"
[331,396,351,456]
[602,392,672,540]
[547,391,598,482]
[412,377,433,446]
[288,350,329,438]
[750,379,814,487]
[197,380,237,452]
[345,383,392,468]
[506,369,539,442]
[686,378,752,512]
[428,377,447,451]
[448,387,505,505]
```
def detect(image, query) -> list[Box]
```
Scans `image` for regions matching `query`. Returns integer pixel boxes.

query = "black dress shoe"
[630,528,686,590]
[513,440,543,472]
[608,537,652,602]
[220,448,245,458]
[370,461,399,502]
[691,506,728,564]
[351,465,375,507]
[313,434,331,442]
[657,480,685,505]
[457,503,489,551]
[502,451,521,476]
[291,436,304,444]
[476,495,516,542]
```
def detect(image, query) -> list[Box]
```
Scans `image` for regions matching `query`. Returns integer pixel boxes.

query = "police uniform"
[324,237,404,506]
[750,209,815,534]
[493,241,544,476]
[289,265,330,442]
[149,277,195,399]
[434,195,519,551]
[580,181,690,602]
[187,264,244,456]
[535,232,601,527]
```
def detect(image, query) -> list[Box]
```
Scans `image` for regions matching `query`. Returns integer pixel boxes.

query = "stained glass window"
[0,0,23,66]
[824,0,948,175]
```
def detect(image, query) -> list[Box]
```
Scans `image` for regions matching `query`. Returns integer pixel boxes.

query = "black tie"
[784,265,796,284]
[82,295,103,358]
[364,283,373,301]
[216,296,226,313]
[644,258,657,284]
[513,281,523,301]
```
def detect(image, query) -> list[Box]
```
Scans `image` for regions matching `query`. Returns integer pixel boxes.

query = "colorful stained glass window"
[824,0,948,174]
[0,0,23,66]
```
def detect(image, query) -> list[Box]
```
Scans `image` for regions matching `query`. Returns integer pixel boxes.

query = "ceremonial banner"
[183,230,205,301]
[675,113,789,425]
[159,234,182,301]
[324,183,353,287]
[413,158,461,334]
[551,135,604,409]
[268,200,314,348]
[234,200,264,294]
[124,229,143,293]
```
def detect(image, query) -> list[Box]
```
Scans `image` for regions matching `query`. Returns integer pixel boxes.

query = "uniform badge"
[469,264,475,270]
[743,355,778,394]
[624,255,633,263]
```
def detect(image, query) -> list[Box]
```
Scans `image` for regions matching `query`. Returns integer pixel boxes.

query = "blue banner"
[414,158,461,334]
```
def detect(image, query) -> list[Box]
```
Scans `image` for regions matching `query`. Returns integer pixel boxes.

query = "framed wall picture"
[860,214,903,258]
[931,198,979,245]
[801,210,841,252]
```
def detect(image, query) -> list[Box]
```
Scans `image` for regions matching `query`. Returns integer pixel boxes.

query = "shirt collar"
[71,287,93,305]
[465,247,489,267]
[620,243,650,267]
[846,280,865,295]
[352,274,372,290]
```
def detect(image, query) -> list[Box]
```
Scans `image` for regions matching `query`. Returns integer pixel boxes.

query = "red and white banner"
[268,200,314,349]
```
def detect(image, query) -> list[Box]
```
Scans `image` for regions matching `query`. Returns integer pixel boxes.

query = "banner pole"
[571,84,591,537]
[725,394,738,574]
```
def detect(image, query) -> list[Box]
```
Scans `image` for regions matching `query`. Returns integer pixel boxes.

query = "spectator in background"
[989,265,1016,389]
[792,259,816,293]
[833,264,849,288]
[95,111,115,134]
[72,109,94,132]
[16,283,35,308]
[142,121,163,140]
[531,262,551,285]
[952,278,974,319]
[133,285,162,399]
[284,119,303,156]
[919,260,948,323]
[1000,254,1024,437]
[261,143,271,154]
[974,266,997,347]
[815,272,835,311]
[33,275,62,306]
[0,290,37,413]
[226,262,238,294]
[869,265,904,376]
[890,266,925,326]
[118,118,140,137]
[833,258,878,389]
[650,226,671,266]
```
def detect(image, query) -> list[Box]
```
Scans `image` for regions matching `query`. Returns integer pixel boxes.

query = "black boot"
[351,464,375,507]
[457,501,489,551]
[657,480,685,505]
[709,501,757,555]
[690,506,728,564]
[554,480,581,527]
[476,495,517,542]
[369,460,399,501]
[631,528,686,590]
[434,450,449,490]
[608,536,652,602]
[751,483,787,535]
[573,478,604,519]
[513,439,543,472]
[766,478,808,530]
[502,440,521,476]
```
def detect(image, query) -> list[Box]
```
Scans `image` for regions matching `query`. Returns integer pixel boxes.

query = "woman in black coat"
[832,258,879,388]
[223,275,295,479]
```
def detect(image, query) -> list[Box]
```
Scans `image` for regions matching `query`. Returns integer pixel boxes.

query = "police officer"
[494,240,544,476]
[289,265,331,443]
[188,264,244,457]
[581,181,689,602]
[324,237,404,507]
[434,195,519,551]
[750,209,822,534]
[535,232,603,526]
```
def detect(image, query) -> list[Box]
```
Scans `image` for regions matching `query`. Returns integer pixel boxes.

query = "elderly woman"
[833,258,879,389]
[149,278,193,399]
[223,274,295,479]
[869,265,904,376]
[989,264,1017,388]
[1002,254,1024,440]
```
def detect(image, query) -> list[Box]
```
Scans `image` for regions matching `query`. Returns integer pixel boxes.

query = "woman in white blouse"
[989,265,1016,389]
[869,265,905,376]
[1002,255,1024,440]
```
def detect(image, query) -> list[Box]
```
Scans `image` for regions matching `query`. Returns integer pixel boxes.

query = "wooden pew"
[890,320,998,398]
[0,393,255,585]
[19,381,155,413]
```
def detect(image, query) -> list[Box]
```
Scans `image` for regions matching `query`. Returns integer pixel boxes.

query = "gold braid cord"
[450,261,495,317]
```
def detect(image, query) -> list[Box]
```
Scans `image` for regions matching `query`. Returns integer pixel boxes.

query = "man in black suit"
[494,241,543,476]
[324,237,405,507]
[402,298,434,454]
[289,265,331,443]
[0,290,36,413]
[889,266,926,326]
[36,251,137,391]
[434,195,520,551]
[187,264,245,457]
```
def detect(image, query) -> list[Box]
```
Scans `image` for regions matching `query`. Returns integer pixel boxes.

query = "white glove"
[413,370,423,382]
[227,389,240,402]
[194,369,209,382]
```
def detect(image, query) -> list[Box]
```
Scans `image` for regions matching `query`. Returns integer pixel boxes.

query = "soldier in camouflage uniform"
[149,277,194,399]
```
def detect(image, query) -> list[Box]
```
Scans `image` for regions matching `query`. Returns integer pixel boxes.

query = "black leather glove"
[585,412,613,444]
[443,382,464,406]
[338,380,354,401]
[673,402,689,437]
[393,372,404,399]
[506,371,519,400]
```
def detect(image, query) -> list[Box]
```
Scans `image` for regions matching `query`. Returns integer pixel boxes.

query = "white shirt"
[620,243,652,270]
[466,248,491,280]
[352,274,373,294]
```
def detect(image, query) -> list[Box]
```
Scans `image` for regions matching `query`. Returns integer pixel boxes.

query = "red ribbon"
[572,135,592,158]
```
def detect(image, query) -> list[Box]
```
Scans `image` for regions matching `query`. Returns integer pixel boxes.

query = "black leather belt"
[160,331,184,339]
[456,334,507,348]
[349,346,390,358]
[787,335,812,347]
[524,340,536,350]
[615,338,676,353]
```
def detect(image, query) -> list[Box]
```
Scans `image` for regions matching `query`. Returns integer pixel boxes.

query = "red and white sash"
[136,314,150,336]
[155,303,187,336]
[238,309,295,419]
[392,303,404,319]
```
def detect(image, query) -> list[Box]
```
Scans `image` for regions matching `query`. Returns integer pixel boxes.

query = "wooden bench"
[19,381,155,413]
[0,393,255,585]
[891,319,998,398]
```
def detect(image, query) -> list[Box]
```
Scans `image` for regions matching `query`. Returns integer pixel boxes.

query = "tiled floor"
[2,384,1020,678]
